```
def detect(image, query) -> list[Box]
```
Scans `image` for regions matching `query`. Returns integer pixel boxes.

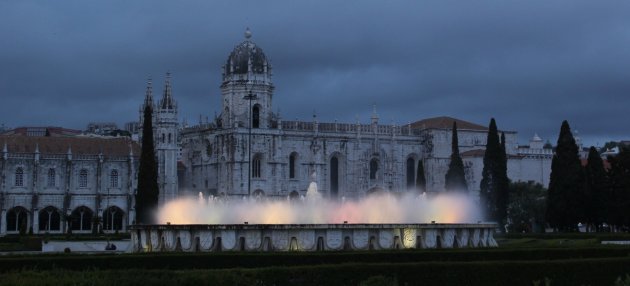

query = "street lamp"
[243,89,258,197]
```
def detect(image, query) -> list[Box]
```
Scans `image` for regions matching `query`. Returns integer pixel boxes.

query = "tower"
[155,73,179,205]
[220,28,274,129]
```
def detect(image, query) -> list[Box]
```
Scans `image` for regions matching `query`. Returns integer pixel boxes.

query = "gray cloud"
[1,0,629,146]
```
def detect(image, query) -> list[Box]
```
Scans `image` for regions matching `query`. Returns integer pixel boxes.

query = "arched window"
[15,167,24,187]
[70,206,93,231]
[252,155,262,178]
[369,159,379,180]
[289,153,297,179]
[161,133,165,143]
[47,168,56,187]
[330,157,339,198]
[406,158,415,189]
[168,133,172,143]
[289,191,300,201]
[416,160,426,192]
[39,206,61,232]
[103,206,124,231]
[79,169,88,188]
[6,207,28,232]
[252,105,260,128]
[110,169,119,188]
[253,189,265,198]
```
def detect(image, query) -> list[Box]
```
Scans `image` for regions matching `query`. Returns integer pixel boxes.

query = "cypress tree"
[416,160,426,193]
[497,132,509,225]
[480,118,500,220]
[445,121,468,192]
[546,120,584,231]
[479,118,508,223]
[584,146,608,231]
[607,147,630,229]
[136,104,159,224]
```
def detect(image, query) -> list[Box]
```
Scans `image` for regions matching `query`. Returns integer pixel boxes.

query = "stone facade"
[0,134,139,235]
[139,74,180,206]
[176,31,552,201]
[131,223,498,252]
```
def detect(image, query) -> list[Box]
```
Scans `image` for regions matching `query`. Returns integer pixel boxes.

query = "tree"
[584,146,609,231]
[600,141,619,153]
[135,104,159,224]
[416,160,426,193]
[507,181,547,233]
[445,121,468,192]
[546,120,584,231]
[498,132,510,223]
[607,147,630,230]
[480,118,509,224]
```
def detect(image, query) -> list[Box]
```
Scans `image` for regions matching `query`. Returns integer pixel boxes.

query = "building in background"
[173,30,552,201]
[0,133,139,236]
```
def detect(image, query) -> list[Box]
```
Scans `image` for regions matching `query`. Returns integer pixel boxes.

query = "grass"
[1,258,630,286]
[1,233,629,285]
[496,237,602,248]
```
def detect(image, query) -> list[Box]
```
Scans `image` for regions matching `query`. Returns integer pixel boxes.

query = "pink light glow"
[156,193,482,225]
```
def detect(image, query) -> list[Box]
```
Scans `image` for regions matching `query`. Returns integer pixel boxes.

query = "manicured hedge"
[498,232,630,241]
[0,247,629,272]
[1,258,629,286]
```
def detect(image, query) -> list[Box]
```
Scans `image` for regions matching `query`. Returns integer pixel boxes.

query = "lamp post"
[243,89,258,197]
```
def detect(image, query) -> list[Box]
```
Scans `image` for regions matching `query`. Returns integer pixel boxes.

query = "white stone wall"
[182,126,430,198]
[0,153,137,235]
[132,223,498,252]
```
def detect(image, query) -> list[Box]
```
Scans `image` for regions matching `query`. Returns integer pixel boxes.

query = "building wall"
[0,147,137,235]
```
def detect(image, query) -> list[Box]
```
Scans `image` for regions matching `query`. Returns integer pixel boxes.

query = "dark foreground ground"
[1,233,630,286]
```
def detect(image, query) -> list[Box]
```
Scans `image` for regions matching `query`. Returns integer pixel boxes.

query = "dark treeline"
[481,119,630,233]
[544,120,630,232]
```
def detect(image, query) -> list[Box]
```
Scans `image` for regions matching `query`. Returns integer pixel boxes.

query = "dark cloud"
[1,0,629,146]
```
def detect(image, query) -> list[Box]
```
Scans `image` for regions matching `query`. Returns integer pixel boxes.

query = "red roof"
[1,135,140,157]
[410,116,487,131]
[460,149,486,157]
[581,158,611,170]
[2,126,82,137]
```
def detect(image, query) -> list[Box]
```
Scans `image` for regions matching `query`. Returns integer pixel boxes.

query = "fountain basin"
[130,223,498,252]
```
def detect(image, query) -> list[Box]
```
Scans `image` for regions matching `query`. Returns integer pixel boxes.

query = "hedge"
[0,247,629,272]
[497,232,630,241]
[1,257,630,286]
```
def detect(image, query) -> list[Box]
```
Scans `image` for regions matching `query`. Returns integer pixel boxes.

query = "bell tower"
[220,28,274,129]
[154,72,179,205]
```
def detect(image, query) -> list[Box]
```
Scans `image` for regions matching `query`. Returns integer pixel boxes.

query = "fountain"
[305,171,322,202]
[131,174,497,252]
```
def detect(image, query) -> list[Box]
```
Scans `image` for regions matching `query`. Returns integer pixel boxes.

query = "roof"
[2,126,82,137]
[460,149,486,157]
[581,158,611,170]
[410,116,488,131]
[1,135,140,157]
[460,148,524,159]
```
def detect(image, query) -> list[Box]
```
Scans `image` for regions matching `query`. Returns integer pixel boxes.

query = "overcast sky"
[1,1,629,146]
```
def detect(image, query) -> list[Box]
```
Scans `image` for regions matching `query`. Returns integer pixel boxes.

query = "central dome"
[225,33,270,76]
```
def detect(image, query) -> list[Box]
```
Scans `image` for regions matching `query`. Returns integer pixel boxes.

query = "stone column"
[32,208,39,234]
[0,209,6,235]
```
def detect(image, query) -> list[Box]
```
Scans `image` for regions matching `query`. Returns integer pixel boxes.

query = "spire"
[143,76,154,109]
[160,72,175,110]
[371,104,379,125]
[2,141,7,160]
[67,145,72,161]
[244,27,252,40]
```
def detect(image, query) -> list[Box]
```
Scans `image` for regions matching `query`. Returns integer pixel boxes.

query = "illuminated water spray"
[157,172,482,225]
